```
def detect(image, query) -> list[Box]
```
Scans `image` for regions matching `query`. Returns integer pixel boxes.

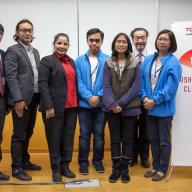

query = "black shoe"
[61,168,76,178]
[52,172,62,182]
[0,172,10,180]
[121,170,130,183]
[79,166,88,175]
[94,164,105,173]
[141,160,150,168]
[12,168,32,181]
[23,162,42,170]
[130,159,137,167]
[109,171,120,183]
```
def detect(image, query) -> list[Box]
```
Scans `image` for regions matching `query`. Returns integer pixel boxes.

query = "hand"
[88,96,100,107]
[15,101,28,117]
[143,99,155,110]
[46,108,55,119]
[6,108,11,115]
[143,97,149,103]
[112,106,122,113]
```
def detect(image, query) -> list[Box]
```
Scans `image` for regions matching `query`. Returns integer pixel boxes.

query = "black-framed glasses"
[134,36,146,41]
[116,40,128,45]
[89,39,101,43]
[18,28,33,34]
[157,38,170,42]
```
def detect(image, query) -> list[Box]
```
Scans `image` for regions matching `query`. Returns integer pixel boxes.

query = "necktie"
[138,52,143,64]
[0,59,4,96]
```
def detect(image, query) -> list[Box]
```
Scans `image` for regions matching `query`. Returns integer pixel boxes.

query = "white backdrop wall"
[1,0,78,59]
[159,0,192,31]
[0,0,192,59]
[78,0,157,56]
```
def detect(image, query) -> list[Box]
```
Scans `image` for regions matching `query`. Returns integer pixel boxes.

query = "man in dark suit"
[0,23,10,180]
[4,19,41,181]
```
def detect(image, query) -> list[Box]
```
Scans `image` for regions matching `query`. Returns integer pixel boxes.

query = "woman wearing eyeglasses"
[38,33,78,182]
[103,33,141,183]
[140,29,182,181]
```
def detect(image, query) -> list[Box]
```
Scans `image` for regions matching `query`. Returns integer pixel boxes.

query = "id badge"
[151,76,157,84]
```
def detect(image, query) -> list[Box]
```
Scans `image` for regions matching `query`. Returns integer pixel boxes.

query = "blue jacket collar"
[160,51,172,63]
[85,49,103,60]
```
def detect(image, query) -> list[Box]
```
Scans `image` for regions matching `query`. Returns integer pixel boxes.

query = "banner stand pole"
[166,163,174,182]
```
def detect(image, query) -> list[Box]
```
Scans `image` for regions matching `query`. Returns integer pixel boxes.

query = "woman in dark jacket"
[103,33,141,183]
[38,33,78,182]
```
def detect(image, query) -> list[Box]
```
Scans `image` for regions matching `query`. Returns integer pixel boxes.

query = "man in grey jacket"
[4,19,41,181]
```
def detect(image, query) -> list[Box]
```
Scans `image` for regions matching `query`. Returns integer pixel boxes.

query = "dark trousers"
[0,96,6,162]
[132,105,150,161]
[78,107,105,166]
[104,112,137,158]
[146,114,172,173]
[11,94,38,171]
[42,107,77,173]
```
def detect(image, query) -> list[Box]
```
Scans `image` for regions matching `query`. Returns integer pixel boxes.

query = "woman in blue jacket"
[140,29,182,181]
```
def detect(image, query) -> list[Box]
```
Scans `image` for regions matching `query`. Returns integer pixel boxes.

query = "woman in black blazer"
[38,33,78,182]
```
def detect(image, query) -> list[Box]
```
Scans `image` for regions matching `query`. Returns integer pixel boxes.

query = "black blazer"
[0,49,9,110]
[38,53,78,117]
[4,42,40,106]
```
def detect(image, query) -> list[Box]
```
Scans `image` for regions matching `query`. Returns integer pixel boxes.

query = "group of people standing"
[0,19,181,183]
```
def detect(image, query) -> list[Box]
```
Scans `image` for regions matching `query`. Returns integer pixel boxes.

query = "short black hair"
[13,19,34,42]
[155,29,177,53]
[0,23,4,35]
[86,28,104,40]
[130,28,149,39]
[111,33,132,57]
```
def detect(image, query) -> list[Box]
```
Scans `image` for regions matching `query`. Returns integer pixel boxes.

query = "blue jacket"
[75,49,110,108]
[140,51,182,117]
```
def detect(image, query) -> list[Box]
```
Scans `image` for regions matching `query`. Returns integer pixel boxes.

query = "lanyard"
[91,61,99,76]
[0,57,3,77]
[124,58,127,66]
[154,57,163,77]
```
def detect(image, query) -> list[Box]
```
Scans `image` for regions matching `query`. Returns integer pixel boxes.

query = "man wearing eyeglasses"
[75,28,109,175]
[130,28,153,168]
[4,19,41,181]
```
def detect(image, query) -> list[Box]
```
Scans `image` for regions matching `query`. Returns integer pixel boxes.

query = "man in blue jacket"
[75,28,109,175]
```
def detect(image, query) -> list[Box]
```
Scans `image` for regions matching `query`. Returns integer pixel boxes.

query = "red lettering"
[188,86,191,92]
[186,28,192,32]
[188,77,191,83]
[184,86,187,92]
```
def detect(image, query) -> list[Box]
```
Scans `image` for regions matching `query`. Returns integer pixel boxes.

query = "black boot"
[120,157,131,183]
[109,158,121,183]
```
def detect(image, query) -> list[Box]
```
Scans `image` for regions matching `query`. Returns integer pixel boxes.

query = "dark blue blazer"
[0,49,6,78]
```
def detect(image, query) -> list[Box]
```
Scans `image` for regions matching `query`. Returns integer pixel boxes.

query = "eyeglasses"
[116,40,128,44]
[157,38,170,42]
[18,28,33,34]
[134,36,146,41]
[89,39,101,43]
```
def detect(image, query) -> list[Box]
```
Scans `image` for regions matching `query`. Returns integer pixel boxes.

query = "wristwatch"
[98,95,103,102]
